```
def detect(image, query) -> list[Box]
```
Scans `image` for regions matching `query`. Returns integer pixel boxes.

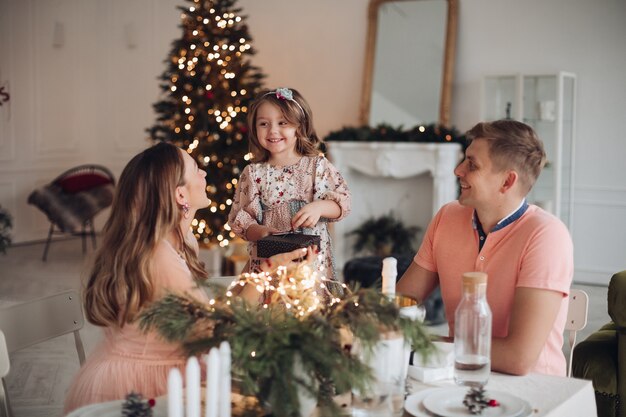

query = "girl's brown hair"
[246,88,322,162]
[84,142,207,327]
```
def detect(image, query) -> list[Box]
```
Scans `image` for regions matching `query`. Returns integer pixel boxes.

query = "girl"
[228,87,351,280]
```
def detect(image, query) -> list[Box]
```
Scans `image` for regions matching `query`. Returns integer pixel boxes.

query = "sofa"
[572,270,626,417]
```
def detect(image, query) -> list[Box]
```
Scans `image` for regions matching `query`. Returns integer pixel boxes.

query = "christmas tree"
[148,0,265,247]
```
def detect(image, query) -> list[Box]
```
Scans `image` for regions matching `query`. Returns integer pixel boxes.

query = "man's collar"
[472,199,529,233]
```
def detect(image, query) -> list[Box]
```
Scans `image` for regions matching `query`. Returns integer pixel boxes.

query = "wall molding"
[576,184,626,192]
[0,2,16,162]
[575,200,626,207]
[573,184,626,207]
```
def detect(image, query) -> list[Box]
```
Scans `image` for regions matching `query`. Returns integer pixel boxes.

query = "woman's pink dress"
[63,239,208,414]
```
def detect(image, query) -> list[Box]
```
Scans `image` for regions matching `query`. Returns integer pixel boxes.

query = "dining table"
[66,278,597,417]
[66,370,596,417]
[404,371,597,417]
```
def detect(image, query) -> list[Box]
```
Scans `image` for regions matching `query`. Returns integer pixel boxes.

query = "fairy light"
[149,0,266,244]
[223,257,346,318]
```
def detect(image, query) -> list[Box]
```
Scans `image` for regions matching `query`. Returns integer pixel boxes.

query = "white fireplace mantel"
[327,141,462,273]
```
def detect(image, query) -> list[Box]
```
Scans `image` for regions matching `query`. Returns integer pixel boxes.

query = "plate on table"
[421,387,532,417]
[65,401,122,417]
[404,388,443,417]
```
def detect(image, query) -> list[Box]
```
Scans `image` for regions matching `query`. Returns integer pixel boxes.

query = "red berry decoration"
[463,388,500,414]
[488,399,500,407]
[148,398,156,407]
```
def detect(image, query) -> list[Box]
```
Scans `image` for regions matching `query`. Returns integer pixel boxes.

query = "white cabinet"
[482,72,577,229]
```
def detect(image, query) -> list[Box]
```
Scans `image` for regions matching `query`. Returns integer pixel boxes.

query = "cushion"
[56,173,113,194]
[572,324,620,417]
[572,323,618,395]
[27,183,115,233]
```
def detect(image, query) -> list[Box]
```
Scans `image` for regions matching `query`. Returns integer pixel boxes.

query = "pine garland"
[323,123,466,148]
[140,281,434,417]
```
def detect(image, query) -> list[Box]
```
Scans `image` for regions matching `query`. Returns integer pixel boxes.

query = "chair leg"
[0,377,13,417]
[42,223,55,262]
[89,219,97,250]
[74,330,86,366]
[81,222,87,255]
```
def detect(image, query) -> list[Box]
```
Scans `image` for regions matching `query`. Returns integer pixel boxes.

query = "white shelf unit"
[482,72,577,230]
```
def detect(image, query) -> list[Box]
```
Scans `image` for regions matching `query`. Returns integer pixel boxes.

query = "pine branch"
[139,286,434,417]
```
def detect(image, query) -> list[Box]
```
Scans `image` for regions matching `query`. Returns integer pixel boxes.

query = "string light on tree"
[148,0,265,247]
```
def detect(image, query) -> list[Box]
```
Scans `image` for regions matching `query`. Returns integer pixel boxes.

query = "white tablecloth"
[67,372,596,417]
[407,372,597,417]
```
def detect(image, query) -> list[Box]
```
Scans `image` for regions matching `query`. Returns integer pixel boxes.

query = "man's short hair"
[466,120,546,193]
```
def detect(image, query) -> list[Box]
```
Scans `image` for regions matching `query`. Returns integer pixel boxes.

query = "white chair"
[0,289,86,417]
[565,288,589,377]
[0,331,11,417]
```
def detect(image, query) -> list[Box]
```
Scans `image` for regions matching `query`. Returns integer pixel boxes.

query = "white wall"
[451,0,626,284]
[244,0,626,285]
[0,0,182,242]
[2,0,625,284]
[238,0,367,137]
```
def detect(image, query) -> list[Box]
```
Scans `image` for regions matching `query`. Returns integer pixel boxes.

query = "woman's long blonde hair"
[85,142,207,327]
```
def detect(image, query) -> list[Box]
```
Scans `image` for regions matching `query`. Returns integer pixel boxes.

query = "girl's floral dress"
[228,155,351,280]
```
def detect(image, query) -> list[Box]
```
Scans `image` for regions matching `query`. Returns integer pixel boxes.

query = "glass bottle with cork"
[454,271,492,387]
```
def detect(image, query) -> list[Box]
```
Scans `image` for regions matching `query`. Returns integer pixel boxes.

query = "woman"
[64,143,309,413]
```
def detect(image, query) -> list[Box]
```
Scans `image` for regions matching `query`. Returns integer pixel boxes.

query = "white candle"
[382,257,397,296]
[186,356,201,417]
[219,342,231,417]
[168,368,184,417]
[205,348,220,417]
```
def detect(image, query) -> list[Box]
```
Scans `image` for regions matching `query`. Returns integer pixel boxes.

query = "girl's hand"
[291,201,324,229]
[260,247,316,272]
[245,224,280,241]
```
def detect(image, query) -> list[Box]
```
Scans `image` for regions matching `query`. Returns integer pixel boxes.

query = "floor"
[0,238,612,417]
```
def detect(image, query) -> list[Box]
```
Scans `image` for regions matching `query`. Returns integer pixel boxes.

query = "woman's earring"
[182,202,190,219]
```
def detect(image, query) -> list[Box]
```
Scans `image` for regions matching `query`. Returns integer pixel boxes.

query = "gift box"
[257,233,321,258]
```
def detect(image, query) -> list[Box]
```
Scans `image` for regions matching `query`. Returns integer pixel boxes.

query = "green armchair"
[572,270,626,417]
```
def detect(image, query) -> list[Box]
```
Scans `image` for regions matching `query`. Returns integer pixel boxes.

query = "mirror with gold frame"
[360,0,458,128]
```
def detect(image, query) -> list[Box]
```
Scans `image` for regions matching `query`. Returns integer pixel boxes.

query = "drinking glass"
[352,334,407,417]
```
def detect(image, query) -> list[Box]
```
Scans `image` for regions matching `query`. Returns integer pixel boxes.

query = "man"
[397,120,573,376]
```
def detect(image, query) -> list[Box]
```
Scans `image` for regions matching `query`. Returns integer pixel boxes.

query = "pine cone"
[122,392,153,417]
[462,387,489,415]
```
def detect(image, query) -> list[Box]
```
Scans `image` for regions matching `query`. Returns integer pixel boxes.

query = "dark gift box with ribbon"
[257,233,321,258]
